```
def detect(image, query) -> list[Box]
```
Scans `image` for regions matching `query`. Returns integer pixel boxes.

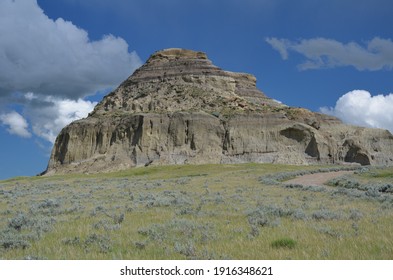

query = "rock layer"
[45,48,393,175]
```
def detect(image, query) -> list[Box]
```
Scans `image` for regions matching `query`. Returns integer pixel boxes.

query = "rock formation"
[45,48,393,175]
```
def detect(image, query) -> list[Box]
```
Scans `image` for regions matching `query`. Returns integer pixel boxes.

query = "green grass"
[1,163,393,260]
[358,167,393,180]
[271,238,297,249]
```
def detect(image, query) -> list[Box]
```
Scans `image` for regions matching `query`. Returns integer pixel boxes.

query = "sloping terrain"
[1,164,393,259]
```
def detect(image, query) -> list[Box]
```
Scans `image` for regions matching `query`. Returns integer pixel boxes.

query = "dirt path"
[284,170,353,186]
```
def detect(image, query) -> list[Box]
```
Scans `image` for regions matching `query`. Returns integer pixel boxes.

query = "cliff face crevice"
[45,48,393,175]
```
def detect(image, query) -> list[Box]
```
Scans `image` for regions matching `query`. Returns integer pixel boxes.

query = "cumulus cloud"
[0,0,142,143]
[320,90,393,133]
[0,111,32,138]
[0,0,141,99]
[266,37,393,71]
[23,93,97,143]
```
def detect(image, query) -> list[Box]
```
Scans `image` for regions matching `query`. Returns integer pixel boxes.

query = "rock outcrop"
[45,48,393,175]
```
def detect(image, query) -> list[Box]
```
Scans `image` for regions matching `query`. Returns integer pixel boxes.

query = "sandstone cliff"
[45,48,393,175]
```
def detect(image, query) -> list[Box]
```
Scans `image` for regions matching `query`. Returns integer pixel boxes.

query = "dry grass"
[1,163,392,259]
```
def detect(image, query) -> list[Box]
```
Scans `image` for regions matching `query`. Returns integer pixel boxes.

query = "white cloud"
[0,0,143,144]
[0,111,32,138]
[0,0,142,99]
[266,37,393,71]
[23,93,97,143]
[320,90,393,133]
[265,37,289,60]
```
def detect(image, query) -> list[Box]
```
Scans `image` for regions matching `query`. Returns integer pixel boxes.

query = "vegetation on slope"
[1,164,392,259]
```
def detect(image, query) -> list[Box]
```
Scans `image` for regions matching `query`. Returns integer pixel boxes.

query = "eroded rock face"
[45,48,393,174]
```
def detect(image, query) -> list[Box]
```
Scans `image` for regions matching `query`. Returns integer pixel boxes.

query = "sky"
[1,0,393,179]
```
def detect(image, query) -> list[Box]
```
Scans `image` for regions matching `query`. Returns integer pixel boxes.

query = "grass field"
[1,163,393,260]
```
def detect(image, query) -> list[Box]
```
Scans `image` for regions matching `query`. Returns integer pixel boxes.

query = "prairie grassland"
[1,163,393,260]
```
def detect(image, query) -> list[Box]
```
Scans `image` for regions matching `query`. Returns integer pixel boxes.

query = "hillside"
[2,164,393,259]
[45,48,393,175]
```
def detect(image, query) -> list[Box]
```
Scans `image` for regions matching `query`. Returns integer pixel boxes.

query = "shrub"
[259,166,360,185]
[113,213,125,224]
[365,188,381,198]
[84,233,112,254]
[366,183,393,194]
[328,175,393,201]
[213,193,225,204]
[177,207,196,216]
[30,198,62,215]
[175,177,191,185]
[303,185,327,192]
[331,188,364,198]
[354,167,370,174]
[349,209,364,221]
[37,198,60,209]
[248,225,260,238]
[247,211,271,227]
[93,219,121,231]
[8,213,30,231]
[284,184,326,193]
[137,218,215,251]
[134,241,146,250]
[62,237,81,246]
[138,191,192,208]
[1,237,30,250]
[292,209,307,220]
[174,241,196,258]
[29,216,56,235]
[327,176,361,189]
[312,209,341,220]
[283,183,304,189]
[316,227,343,239]
[0,230,30,250]
[247,204,293,228]
[7,213,55,237]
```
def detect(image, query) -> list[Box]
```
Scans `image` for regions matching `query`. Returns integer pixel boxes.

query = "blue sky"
[1,0,393,179]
